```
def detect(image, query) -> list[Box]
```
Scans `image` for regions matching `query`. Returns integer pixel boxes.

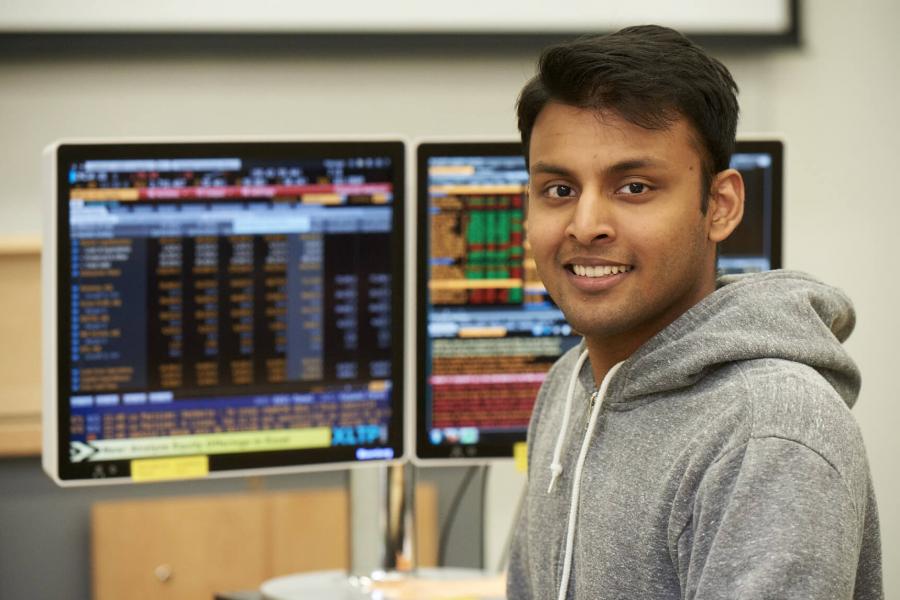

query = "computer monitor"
[42,139,406,485]
[719,139,783,273]
[415,138,783,461]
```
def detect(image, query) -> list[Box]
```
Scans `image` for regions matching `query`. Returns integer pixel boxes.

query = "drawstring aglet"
[547,463,563,493]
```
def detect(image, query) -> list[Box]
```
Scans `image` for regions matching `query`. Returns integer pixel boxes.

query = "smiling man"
[507,26,883,600]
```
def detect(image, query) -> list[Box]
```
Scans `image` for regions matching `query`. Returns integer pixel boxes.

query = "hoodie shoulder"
[614,270,861,409]
[736,357,871,517]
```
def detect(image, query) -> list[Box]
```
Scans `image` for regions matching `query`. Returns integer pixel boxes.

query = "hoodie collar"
[578,270,860,409]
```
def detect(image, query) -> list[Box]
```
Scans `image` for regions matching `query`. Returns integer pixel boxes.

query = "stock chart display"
[417,147,580,460]
[415,140,781,460]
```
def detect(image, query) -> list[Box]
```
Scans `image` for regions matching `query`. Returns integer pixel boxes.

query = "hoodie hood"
[599,270,860,408]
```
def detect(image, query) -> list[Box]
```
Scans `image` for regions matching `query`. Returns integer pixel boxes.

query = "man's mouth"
[568,264,633,278]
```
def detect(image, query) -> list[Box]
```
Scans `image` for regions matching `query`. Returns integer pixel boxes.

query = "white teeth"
[572,264,632,278]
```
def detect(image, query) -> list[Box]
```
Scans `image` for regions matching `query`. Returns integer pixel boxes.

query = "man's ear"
[707,168,745,243]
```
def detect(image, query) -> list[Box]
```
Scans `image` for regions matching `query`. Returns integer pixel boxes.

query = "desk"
[261,568,505,600]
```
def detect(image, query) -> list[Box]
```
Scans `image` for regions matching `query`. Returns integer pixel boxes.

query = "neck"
[583,277,718,384]
[583,335,644,385]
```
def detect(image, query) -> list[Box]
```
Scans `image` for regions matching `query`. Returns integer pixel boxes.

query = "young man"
[507,25,883,599]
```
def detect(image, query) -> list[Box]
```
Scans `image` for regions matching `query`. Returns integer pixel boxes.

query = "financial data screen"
[416,145,581,460]
[52,142,404,481]
[416,141,782,460]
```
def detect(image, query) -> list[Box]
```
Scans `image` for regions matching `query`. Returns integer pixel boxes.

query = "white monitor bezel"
[43,135,411,486]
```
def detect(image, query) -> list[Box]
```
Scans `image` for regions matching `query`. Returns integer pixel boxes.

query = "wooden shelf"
[0,237,42,456]
[0,235,41,254]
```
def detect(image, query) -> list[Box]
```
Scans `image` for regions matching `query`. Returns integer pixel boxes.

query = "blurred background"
[0,1,897,598]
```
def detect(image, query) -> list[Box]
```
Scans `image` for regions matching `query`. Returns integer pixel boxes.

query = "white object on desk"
[261,568,505,600]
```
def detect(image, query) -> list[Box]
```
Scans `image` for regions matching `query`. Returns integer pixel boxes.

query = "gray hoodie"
[507,270,883,599]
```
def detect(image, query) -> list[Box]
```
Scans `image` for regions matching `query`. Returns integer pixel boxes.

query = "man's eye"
[546,184,575,198]
[618,182,649,195]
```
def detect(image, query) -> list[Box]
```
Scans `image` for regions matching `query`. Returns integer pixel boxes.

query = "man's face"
[525,102,718,347]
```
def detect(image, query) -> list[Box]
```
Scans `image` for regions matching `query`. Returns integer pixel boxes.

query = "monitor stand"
[259,463,504,600]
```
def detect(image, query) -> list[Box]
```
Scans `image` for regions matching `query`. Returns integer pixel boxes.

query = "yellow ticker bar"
[70,188,140,201]
[429,165,476,176]
[429,278,523,290]
[301,193,343,205]
[131,455,209,483]
[86,427,332,464]
[458,326,508,338]
[369,380,389,392]
[429,185,526,195]
[514,442,528,473]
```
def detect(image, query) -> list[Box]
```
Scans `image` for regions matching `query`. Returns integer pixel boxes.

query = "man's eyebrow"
[529,157,669,178]
[530,161,571,177]
[605,158,667,175]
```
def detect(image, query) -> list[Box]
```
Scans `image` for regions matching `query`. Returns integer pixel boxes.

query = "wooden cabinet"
[0,236,42,456]
[92,484,438,600]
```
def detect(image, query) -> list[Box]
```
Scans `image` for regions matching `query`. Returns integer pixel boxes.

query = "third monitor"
[415,138,783,461]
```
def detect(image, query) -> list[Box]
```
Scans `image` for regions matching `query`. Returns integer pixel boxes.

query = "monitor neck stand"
[349,462,416,583]
[260,462,505,599]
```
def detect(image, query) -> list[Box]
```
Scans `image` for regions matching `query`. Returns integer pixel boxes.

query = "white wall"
[0,0,896,594]
[736,4,900,593]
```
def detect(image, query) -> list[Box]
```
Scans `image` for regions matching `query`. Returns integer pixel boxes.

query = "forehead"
[528,103,702,172]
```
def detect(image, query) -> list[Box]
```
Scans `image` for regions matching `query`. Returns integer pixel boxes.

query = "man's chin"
[560,314,632,342]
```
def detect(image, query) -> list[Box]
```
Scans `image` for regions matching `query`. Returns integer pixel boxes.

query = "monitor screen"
[415,139,783,461]
[719,140,783,273]
[43,140,406,484]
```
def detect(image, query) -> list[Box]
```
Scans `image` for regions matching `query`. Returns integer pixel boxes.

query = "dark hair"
[517,25,739,212]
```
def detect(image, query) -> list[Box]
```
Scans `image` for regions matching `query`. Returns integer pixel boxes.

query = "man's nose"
[565,190,615,246]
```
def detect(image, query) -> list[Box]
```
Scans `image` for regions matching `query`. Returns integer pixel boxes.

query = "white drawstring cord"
[555,360,624,600]
[547,349,591,493]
